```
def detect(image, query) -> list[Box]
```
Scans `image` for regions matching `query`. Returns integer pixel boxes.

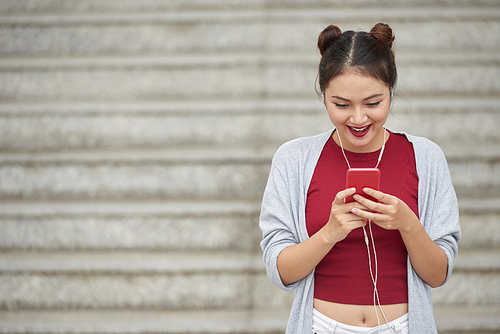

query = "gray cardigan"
[259,130,461,334]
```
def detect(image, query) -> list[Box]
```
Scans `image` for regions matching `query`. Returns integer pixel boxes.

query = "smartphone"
[345,168,380,203]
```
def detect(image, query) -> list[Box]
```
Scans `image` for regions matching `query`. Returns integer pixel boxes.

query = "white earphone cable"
[366,221,394,334]
[337,127,394,334]
[337,128,386,170]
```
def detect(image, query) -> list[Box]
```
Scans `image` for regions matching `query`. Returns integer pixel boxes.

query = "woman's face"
[324,72,391,153]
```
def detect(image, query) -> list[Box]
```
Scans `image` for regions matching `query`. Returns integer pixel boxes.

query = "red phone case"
[345,168,380,203]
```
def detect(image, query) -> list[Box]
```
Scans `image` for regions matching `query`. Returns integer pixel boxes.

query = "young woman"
[259,23,461,334]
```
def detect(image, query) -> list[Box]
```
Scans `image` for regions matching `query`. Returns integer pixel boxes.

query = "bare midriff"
[313,298,408,327]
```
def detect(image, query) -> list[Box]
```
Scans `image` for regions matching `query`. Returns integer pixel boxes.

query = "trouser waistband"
[313,308,408,334]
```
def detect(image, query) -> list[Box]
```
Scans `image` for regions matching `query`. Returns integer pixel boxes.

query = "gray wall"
[0,1,499,333]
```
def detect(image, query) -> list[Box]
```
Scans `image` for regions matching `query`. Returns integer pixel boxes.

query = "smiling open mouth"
[347,124,372,137]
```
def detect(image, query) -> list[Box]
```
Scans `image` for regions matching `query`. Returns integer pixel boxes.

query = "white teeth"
[350,125,369,132]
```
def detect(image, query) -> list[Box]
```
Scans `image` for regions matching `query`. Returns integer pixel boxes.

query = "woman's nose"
[350,107,368,124]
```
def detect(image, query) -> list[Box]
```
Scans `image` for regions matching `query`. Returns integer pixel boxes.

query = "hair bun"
[317,25,342,56]
[369,23,395,49]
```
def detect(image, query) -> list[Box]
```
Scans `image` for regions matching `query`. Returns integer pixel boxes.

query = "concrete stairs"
[0,1,499,333]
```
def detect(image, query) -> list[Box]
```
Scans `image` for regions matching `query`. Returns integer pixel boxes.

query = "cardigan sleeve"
[259,145,302,291]
[413,137,462,286]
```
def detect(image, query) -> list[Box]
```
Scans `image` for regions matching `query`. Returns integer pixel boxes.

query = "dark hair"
[317,23,397,95]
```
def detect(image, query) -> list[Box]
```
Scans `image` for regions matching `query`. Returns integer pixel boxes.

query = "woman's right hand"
[277,187,368,286]
[322,187,368,245]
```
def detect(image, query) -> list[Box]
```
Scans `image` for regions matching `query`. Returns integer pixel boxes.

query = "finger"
[349,201,371,212]
[345,211,368,222]
[351,207,383,222]
[333,187,356,205]
[353,193,380,212]
[330,202,368,225]
[343,214,368,229]
[362,188,392,204]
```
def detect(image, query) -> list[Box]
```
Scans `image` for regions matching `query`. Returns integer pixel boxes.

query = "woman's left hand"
[351,187,449,288]
[350,188,418,233]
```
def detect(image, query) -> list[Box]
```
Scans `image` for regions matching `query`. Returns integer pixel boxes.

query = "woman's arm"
[400,215,448,287]
[278,187,368,286]
[351,188,448,287]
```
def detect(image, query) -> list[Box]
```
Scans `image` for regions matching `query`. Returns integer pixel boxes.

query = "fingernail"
[352,208,359,214]
[353,194,360,201]
[363,188,371,194]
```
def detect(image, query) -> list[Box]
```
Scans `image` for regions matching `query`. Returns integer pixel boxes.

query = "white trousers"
[313,308,409,334]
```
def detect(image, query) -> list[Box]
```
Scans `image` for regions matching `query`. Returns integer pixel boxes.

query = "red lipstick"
[347,124,372,137]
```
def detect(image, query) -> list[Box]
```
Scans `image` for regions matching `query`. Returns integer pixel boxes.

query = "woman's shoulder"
[393,131,451,181]
[394,131,446,160]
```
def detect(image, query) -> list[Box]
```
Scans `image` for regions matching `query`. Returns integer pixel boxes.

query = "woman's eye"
[335,103,349,108]
[366,101,382,107]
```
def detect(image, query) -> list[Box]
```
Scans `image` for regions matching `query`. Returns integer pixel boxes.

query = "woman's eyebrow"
[330,93,384,102]
[363,93,384,101]
[330,95,350,102]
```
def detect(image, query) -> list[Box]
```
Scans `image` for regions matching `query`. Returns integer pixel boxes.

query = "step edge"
[0,145,498,163]
[1,52,499,69]
[0,96,499,115]
[1,7,499,25]
[0,251,265,274]
[0,199,261,217]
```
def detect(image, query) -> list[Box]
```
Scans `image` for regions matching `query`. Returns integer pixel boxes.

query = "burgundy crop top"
[306,131,418,305]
